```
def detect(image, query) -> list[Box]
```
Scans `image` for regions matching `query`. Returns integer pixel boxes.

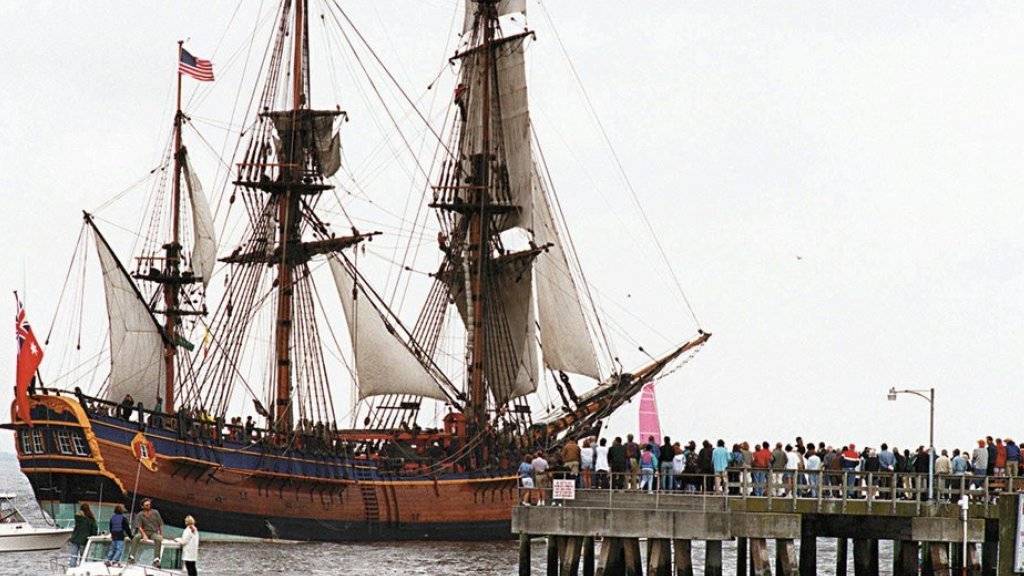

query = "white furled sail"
[463,0,526,33]
[329,255,449,401]
[181,148,217,286]
[458,35,532,231]
[487,267,539,402]
[495,38,532,230]
[93,227,166,410]
[532,181,602,380]
[312,114,342,178]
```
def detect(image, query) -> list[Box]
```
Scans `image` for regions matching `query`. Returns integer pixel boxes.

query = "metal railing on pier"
[517,469,1019,516]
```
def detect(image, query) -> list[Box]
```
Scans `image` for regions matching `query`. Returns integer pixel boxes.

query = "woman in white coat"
[176,515,200,576]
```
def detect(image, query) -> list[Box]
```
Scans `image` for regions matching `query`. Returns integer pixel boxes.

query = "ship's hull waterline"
[11,394,519,542]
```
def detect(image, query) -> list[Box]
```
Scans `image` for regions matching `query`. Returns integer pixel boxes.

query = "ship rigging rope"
[536,0,703,331]
[328,0,456,163]
[323,2,438,185]
[44,225,85,345]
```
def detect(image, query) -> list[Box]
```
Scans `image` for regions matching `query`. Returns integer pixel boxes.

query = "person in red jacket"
[751,442,772,496]
[995,438,1008,476]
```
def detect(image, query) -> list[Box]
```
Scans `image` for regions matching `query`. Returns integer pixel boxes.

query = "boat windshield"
[0,500,26,524]
[84,538,182,569]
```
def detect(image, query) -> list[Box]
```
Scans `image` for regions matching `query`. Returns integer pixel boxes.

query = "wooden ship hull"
[10,393,517,541]
[8,330,706,542]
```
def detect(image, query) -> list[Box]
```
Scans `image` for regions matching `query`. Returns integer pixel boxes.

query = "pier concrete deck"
[513,472,1021,576]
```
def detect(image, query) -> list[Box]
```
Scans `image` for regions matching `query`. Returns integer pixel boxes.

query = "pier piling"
[836,538,848,576]
[561,536,583,576]
[623,538,643,576]
[749,538,771,576]
[704,540,723,576]
[548,536,559,576]
[776,539,797,576]
[895,540,918,576]
[672,539,694,576]
[929,542,951,576]
[646,539,671,576]
[583,537,595,576]
[596,537,623,576]
[518,532,531,576]
[798,525,816,576]
[736,537,748,576]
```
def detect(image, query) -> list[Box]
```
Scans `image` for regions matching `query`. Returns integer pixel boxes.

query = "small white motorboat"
[58,534,186,575]
[0,493,71,552]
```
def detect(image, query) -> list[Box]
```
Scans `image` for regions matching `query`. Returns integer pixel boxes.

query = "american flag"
[179,48,214,82]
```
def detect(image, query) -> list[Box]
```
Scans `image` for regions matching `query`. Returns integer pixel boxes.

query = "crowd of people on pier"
[519,434,1023,505]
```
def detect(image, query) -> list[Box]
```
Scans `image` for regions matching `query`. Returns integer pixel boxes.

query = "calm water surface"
[1,454,893,575]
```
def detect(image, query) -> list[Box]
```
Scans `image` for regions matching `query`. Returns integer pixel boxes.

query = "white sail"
[94,231,166,410]
[488,266,539,402]
[328,256,449,401]
[463,0,526,33]
[313,114,342,178]
[181,149,217,286]
[496,38,532,230]
[458,35,532,231]
[532,181,602,380]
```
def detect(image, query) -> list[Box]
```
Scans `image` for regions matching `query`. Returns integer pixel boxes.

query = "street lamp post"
[888,386,936,502]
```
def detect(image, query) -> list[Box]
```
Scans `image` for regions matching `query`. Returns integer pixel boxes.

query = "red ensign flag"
[15,301,42,427]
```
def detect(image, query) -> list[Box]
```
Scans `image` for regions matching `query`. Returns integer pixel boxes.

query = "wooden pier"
[513,472,1024,575]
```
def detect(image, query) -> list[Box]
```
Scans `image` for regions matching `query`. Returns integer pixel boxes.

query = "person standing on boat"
[176,515,200,576]
[105,504,131,566]
[68,503,97,567]
[128,498,164,567]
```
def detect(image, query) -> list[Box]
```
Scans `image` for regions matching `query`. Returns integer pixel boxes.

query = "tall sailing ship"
[6,1,709,541]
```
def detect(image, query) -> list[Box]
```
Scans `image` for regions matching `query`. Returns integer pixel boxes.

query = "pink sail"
[638,382,662,445]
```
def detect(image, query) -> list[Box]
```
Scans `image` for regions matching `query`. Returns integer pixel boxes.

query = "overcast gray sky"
[2,2,1023,455]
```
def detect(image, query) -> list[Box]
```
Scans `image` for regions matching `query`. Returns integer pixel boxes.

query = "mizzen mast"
[134,40,201,414]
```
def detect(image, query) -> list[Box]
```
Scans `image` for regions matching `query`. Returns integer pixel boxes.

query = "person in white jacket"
[176,515,200,576]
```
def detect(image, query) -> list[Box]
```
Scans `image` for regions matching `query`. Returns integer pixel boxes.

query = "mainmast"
[271,0,307,432]
[465,0,497,445]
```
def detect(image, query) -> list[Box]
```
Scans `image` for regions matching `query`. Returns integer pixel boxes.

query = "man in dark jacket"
[608,437,627,489]
[697,440,713,492]
[986,436,997,477]
[659,436,675,490]
[914,446,932,501]
[1007,438,1021,478]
